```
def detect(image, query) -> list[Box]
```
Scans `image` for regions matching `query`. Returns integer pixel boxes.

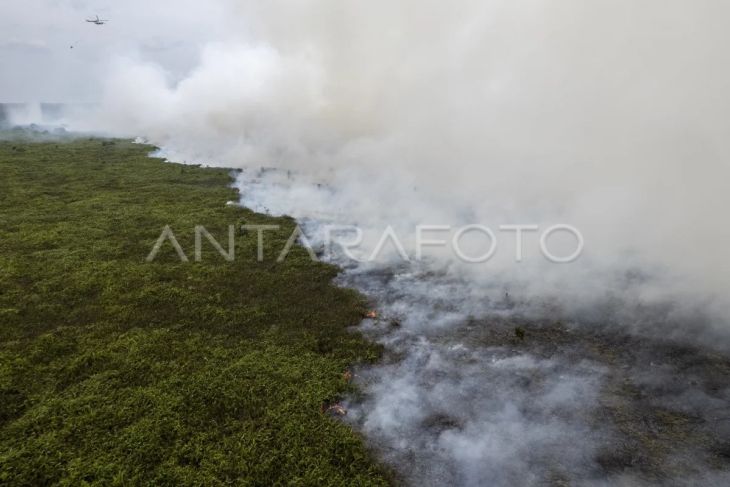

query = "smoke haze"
[51,0,730,335]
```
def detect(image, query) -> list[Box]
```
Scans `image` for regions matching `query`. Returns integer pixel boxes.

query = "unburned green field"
[0,137,388,485]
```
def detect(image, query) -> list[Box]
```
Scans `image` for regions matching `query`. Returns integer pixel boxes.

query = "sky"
[0,0,229,102]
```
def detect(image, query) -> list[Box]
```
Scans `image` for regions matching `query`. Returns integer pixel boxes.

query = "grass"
[0,136,388,485]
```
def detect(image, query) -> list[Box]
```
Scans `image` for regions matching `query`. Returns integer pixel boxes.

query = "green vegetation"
[0,137,388,485]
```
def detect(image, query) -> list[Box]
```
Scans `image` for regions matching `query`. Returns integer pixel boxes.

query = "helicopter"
[86,15,109,25]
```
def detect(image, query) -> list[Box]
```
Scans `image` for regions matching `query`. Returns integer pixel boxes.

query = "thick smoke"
[62,0,730,343]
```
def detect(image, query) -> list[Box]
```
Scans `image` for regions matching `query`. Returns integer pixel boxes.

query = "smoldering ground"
[239,170,730,486]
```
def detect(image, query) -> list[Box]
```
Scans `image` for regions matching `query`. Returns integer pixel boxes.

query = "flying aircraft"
[86,15,109,25]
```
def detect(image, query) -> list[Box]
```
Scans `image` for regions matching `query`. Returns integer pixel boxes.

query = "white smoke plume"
[64,0,730,338]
